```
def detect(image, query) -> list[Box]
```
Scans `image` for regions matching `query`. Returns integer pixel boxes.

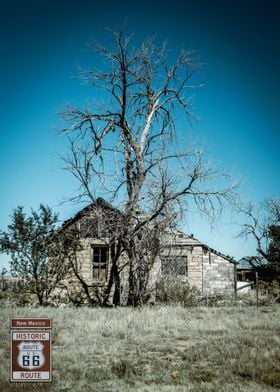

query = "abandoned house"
[51,198,236,305]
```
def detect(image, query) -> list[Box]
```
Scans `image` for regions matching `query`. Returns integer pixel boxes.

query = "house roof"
[237,256,266,270]
[161,228,236,263]
[161,228,202,246]
[60,201,236,263]
[61,198,122,230]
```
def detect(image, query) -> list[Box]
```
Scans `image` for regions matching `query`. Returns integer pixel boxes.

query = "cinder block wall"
[202,251,235,294]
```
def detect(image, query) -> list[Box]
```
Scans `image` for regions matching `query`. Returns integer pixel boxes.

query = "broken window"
[92,246,108,281]
[161,256,187,277]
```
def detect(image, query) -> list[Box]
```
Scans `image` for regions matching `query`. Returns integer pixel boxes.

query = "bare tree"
[239,197,280,270]
[59,30,238,306]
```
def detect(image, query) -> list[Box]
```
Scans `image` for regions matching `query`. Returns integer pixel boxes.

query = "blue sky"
[0,0,279,270]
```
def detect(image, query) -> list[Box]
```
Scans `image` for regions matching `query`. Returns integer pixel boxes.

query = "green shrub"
[111,358,142,380]
[156,278,201,306]
[0,284,33,307]
[259,280,280,302]
[200,292,236,307]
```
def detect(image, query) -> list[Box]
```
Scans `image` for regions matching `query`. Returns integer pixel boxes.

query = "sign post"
[10,318,52,382]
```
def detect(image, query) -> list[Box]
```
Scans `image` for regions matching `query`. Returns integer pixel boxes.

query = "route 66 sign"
[17,342,45,370]
[11,326,51,382]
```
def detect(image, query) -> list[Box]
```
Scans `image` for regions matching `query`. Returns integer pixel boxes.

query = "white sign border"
[10,329,52,382]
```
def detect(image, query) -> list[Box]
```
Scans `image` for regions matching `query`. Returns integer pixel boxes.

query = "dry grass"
[0,305,280,391]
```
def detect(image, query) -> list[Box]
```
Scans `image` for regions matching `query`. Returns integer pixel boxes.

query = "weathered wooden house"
[51,199,236,305]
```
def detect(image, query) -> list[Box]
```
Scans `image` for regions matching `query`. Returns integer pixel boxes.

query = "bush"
[0,284,34,307]
[200,292,236,307]
[156,278,201,306]
[259,280,280,302]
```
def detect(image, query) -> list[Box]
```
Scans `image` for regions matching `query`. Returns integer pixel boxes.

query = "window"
[161,256,187,277]
[92,246,108,281]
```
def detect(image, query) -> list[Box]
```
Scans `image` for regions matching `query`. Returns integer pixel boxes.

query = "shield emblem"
[17,342,45,370]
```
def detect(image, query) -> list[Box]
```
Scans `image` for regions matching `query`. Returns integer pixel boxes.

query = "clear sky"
[0,0,279,270]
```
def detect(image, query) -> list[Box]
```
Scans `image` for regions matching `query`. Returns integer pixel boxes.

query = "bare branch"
[58,30,239,306]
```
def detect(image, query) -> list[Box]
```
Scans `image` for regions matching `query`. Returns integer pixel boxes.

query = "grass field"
[0,305,280,391]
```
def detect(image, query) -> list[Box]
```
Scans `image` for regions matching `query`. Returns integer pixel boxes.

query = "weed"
[0,305,279,391]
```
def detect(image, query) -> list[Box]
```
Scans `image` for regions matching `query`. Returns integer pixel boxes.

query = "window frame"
[91,245,109,282]
[161,256,188,278]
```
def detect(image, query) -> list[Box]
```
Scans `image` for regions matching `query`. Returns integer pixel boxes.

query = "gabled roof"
[161,228,236,263]
[161,228,202,246]
[61,198,122,230]
[60,201,236,264]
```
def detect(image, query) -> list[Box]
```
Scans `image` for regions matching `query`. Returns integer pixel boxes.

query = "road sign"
[11,318,51,329]
[10,318,52,382]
